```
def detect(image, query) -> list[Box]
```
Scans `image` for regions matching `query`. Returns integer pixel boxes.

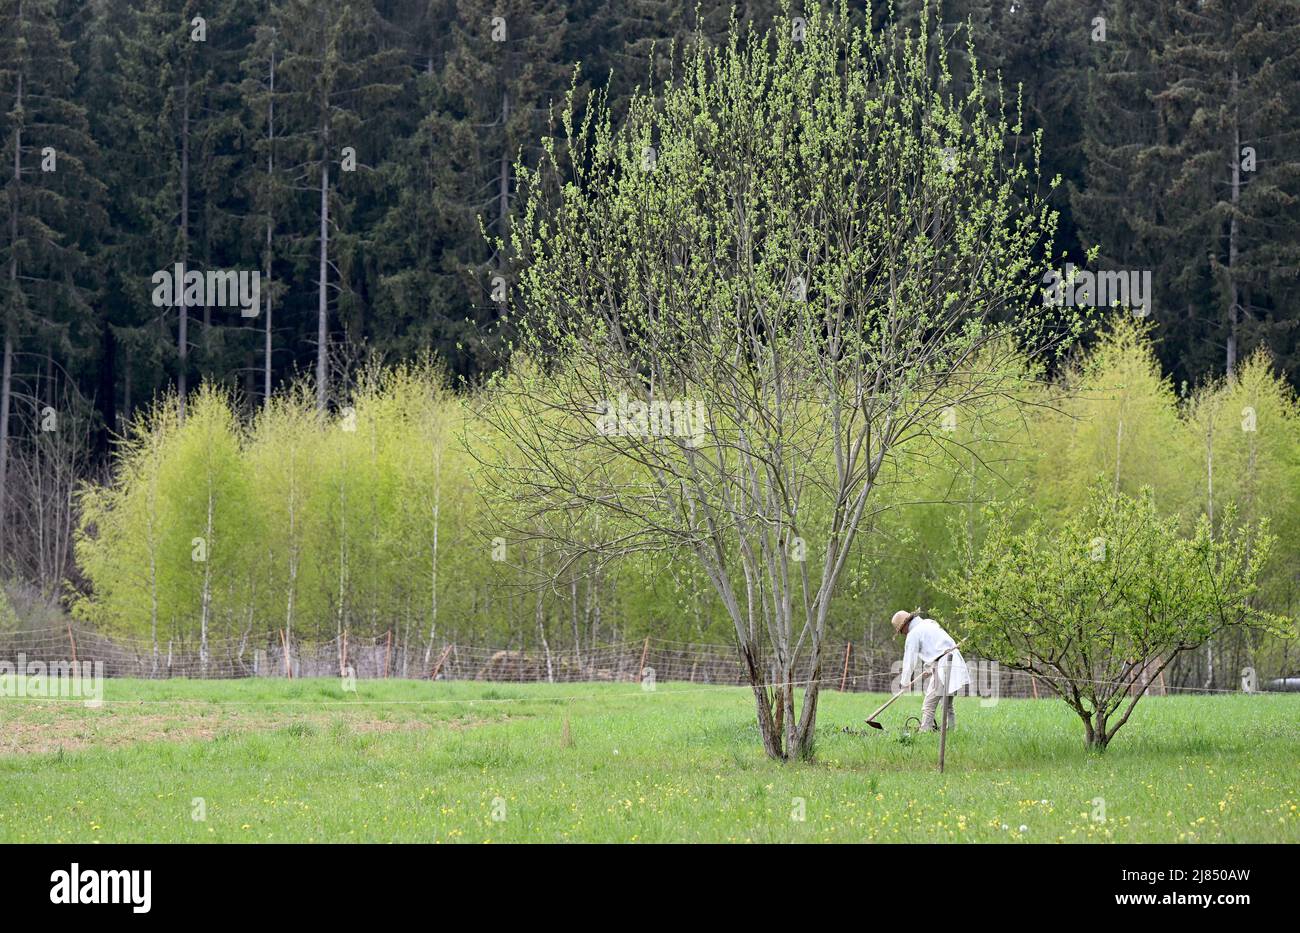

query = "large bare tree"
[477,5,1083,760]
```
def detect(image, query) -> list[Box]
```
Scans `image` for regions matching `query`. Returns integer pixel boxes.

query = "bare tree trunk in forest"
[263,48,276,407]
[179,67,190,418]
[1226,67,1240,377]
[201,204,212,359]
[498,91,510,240]
[316,149,329,411]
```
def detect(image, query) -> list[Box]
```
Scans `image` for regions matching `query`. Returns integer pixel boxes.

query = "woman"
[892,609,970,731]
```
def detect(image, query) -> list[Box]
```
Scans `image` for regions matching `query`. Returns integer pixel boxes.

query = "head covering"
[891,608,921,635]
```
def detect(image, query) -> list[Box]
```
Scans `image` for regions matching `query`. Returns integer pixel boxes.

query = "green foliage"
[73,395,182,643]
[945,483,1288,750]
[1031,318,1193,514]
[74,367,521,663]
[70,316,1300,698]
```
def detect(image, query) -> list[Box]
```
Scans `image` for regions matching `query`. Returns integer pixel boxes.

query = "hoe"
[863,641,964,731]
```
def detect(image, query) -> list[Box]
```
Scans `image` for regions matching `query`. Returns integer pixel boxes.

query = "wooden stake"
[1030,673,1040,700]
[429,644,453,681]
[384,630,392,679]
[840,642,852,691]
[66,625,78,665]
[341,630,348,677]
[638,636,650,683]
[938,654,953,774]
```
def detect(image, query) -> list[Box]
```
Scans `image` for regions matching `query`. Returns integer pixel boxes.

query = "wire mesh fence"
[1,625,1293,697]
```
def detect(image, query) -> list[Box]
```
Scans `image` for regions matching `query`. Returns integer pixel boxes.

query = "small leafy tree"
[945,484,1288,751]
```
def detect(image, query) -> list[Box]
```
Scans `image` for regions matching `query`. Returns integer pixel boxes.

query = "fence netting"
[2,625,1293,697]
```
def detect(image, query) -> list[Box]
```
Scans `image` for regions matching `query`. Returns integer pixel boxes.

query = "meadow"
[1,678,1296,843]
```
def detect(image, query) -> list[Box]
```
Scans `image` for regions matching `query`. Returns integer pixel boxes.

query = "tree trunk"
[570,576,581,670]
[316,155,329,410]
[1082,709,1111,752]
[1226,67,1240,377]
[743,644,784,760]
[148,512,159,674]
[178,66,190,417]
[793,660,823,760]
[335,459,347,670]
[498,90,510,238]
[285,487,297,652]
[263,49,276,407]
[200,482,213,674]
[423,485,440,666]
[534,544,554,683]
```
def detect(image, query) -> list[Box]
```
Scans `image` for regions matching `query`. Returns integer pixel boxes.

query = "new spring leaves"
[947,485,1280,750]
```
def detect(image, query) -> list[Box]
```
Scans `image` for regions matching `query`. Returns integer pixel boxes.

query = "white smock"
[901,616,970,694]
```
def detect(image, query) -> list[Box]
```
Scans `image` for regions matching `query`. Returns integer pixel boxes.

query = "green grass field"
[1,677,1296,842]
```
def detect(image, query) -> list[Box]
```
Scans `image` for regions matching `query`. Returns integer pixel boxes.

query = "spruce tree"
[1076,0,1300,384]
[1158,0,1300,378]
[426,0,568,377]
[269,0,406,410]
